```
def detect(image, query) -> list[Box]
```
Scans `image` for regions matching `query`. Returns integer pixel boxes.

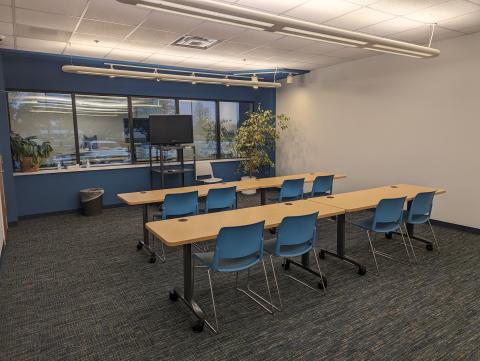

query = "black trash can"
[79,188,104,216]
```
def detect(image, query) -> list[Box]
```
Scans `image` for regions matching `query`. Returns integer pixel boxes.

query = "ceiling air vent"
[171,35,220,50]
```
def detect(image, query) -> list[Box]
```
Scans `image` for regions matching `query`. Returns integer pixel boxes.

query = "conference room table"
[145,199,345,332]
[308,184,446,275]
[117,171,346,262]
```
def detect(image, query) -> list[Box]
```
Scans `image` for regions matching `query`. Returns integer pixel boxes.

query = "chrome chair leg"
[312,247,326,294]
[367,230,380,274]
[269,255,283,311]
[427,220,440,254]
[205,269,219,334]
[398,225,412,264]
[402,223,417,264]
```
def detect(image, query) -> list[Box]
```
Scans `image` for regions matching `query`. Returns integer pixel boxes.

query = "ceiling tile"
[235,0,307,14]
[0,0,11,4]
[70,33,121,48]
[144,53,189,66]
[142,11,204,33]
[126,27,180,46]
[64,43,113,57]
[187,21,246,40]
[84,0,150,26]
[391,25,464,43]
[0,35,14,48]
[177,57,217,68]
[16,37,67,53]
[206,41,258,55]
[156,44,206,58]
[405,0,480,23]
[326,46,376,59]
[106,48,153,62]
[15,0,88,17]
[286,52,342,66]
[296,41,346,55]
[228,29,283,45]
[0,21,13,36]
[114,41,161,54]
[369,0,449,16]
[267,35,316,50]
[0,5,12,23]
[241,46,291,59]
[325,7,395,30]
[14,23,72,42]
[283,0,361,23]
[15,8,78,32]
[358,17,424,36]
[347,0,378,4]
[76,19,134,38]
[439,10,480,33]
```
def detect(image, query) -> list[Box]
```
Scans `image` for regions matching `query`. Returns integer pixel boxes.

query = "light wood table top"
[308,184,446,212]
[146,200,345,246]
[118,171,346,206]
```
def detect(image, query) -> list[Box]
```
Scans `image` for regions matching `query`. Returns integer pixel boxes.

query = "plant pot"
[241,175,257,195]
[20,157,40,172]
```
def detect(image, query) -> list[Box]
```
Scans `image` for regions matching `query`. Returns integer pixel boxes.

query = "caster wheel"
[318,276,328,289]
[149,255,157,263]
[136,242,143,250]
[282,261,290,270]
[192,321,204,333]
[358,266,367,276]
[319,251,325,260]
[426,244,433,251]
[385,232,393,239]
[269,228,277,235]
[169,290,178,302]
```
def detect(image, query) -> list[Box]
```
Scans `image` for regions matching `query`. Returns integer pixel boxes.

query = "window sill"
[12,158,243,177]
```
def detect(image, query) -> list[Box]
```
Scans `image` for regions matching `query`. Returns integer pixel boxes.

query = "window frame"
[5,88,255,168]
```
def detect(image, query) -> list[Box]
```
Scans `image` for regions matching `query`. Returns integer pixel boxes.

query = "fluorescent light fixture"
[364,47,422,59]
[282,27,367,45]
[132,0,273,30]
[372,44,434,57]
[62,65,281,88]
[274,31,358,48]
[116,0,440,59]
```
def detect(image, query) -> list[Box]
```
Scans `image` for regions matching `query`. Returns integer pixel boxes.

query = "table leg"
[319,214,367,275]
[136,205,157,263]
[260,188,266,205]
[284,250,328,289]
[169,244,206,332]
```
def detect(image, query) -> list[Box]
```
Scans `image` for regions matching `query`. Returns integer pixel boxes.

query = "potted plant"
[232,106,289,194]
[10,132,54,172]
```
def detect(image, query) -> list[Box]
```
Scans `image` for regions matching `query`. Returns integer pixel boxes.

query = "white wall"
[276,32,480,229]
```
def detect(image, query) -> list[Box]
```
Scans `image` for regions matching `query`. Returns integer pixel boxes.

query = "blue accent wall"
[0,50,276,222]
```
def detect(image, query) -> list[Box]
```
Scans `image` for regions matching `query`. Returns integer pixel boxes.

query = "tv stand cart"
[149,144,196,190]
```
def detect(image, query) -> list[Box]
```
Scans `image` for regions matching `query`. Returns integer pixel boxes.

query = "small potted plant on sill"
[10,132,54,172]
[232,106,289,194]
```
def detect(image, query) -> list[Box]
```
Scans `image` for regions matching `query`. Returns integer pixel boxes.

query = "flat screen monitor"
[149,115,193,145]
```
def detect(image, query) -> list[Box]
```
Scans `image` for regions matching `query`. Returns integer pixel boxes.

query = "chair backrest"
[211,161,242,182]
[279,178,305,201]
[275,212,318,256]
[206,186,237,213]
[196,161,213,178]
[311,175,334,197]
[162,191,198,219]
[212,221,265,272]
[407,191,435,224]
[372,197,406,232]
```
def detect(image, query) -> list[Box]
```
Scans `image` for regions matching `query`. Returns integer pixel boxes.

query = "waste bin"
[79,188,104,216]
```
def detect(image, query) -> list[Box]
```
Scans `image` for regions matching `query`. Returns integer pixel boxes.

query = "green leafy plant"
[232,106,289,177]
[10,132,54,170]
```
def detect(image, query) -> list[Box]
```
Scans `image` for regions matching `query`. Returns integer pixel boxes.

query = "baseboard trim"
[430,219,479,235]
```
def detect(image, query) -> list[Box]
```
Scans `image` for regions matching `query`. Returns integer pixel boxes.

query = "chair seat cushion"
[202,177,223,184]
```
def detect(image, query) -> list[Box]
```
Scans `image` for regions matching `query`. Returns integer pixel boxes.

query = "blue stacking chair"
[308,175,334,198]
[152,191,199,261]
[193,221,273,333]
[205,186,237,213]
[403,191,439,258]
[270,178,305,203]
[264,212,324,311]
[351,197,410,273]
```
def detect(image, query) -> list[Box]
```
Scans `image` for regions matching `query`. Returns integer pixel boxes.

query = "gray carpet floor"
[0,193,479,361]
